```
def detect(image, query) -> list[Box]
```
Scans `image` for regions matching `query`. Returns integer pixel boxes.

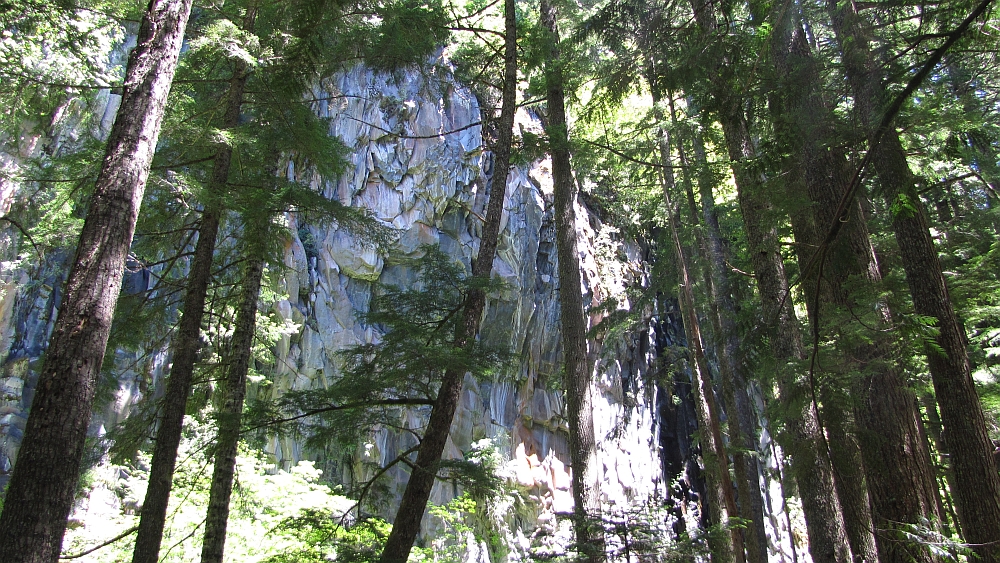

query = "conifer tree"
[536,1,606,559]
[129,1,446,558]
[578,5,769,551]
[0,2,193,561]
[377,1,519,559]
[199,249,265,563]
[654,39,767,563]
[196,151,389,562]
[670,112,765,563]
[680,1,856,562]
[130,8,255,560]
[826,1,1000,559]
[766,6,943,562]
[657,120,742,563]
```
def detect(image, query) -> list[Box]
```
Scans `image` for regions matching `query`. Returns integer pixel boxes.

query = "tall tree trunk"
[657,122,742,563]
[0,2,193,561]
[919,393,961,535]
[684,1,854,558]
[131,28,253,562]
[769,9,942,563]
[651,90,752,563]
[538,1,605,559]
[668,96,768,563]
[199,253,265,563]
[823,413,878,563]
[376,3,517,560]
[719,107,854,563]
[828,2,1000,559]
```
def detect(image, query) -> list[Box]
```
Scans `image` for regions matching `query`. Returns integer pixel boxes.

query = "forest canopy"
[1,0,1000,563]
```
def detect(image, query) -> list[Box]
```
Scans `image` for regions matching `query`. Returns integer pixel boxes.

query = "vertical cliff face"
[0,58,801,561]
[265,61,671,546]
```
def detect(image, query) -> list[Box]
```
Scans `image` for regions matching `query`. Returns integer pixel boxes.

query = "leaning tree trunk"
[650,89,746,563]
[131,26,254,562]
[769,10,942,563]
[684,1,854,560]
[199,253,265,563]
[376,3,517,560]
[539,1,605,559]
[659,143,742,563]
[667,95,768,563]
[828,2,1000,560]
[0,2,193,561]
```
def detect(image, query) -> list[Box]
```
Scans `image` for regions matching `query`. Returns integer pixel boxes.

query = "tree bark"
[919,393,961,536]
[537,2,605,559]
[376,2,517,560]
[659,138,742,563]
[769,9,942,563]
[131,31,253,563]
[822,408,878,563]
[0,2,193,561]
[199,254,265,563]
[684,1,854,559]
[828,2,1000,559]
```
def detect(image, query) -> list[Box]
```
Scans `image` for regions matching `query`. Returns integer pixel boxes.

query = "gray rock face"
[267,64,680,546]
[0,57,803,562]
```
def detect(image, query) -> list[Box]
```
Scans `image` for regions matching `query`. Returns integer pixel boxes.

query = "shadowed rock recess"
[0,61,799,560]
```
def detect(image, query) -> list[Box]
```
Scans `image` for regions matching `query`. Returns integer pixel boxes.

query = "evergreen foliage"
[249,246,510,495]
[5,0,1000,560]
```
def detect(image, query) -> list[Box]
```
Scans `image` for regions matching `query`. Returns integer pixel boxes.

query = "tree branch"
[0,215,42,259]
[59,526,139,560]
[245,398,435,432]
[342,115,482,140]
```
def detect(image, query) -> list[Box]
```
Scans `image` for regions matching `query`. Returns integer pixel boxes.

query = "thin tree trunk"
[668,96,768,563]
[828,3,1000,559]
[0,2,193,561]
[131,29,253,563]
[919,392,961,536]
[538,2,605,559]
[376,3,517,560]
[650,90,750,563]
[199,254,265,563]
[657,127,742,563]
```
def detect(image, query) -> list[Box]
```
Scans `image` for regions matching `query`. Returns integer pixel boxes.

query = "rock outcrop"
[0,55,802,562]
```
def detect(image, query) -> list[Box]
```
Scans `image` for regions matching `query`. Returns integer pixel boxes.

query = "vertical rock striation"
[0,59,799,560]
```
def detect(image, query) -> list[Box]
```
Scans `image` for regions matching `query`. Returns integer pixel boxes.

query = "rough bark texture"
[539,1,604,559]
[685,2,854,559]
[376,3,517,560]
[199,255,265,563]
[769,10,941,563]
[919,392,961,535]
[822,409,878,563]
[828,2,1000,559]
[0,2,193,561]
[131,47,251,563]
